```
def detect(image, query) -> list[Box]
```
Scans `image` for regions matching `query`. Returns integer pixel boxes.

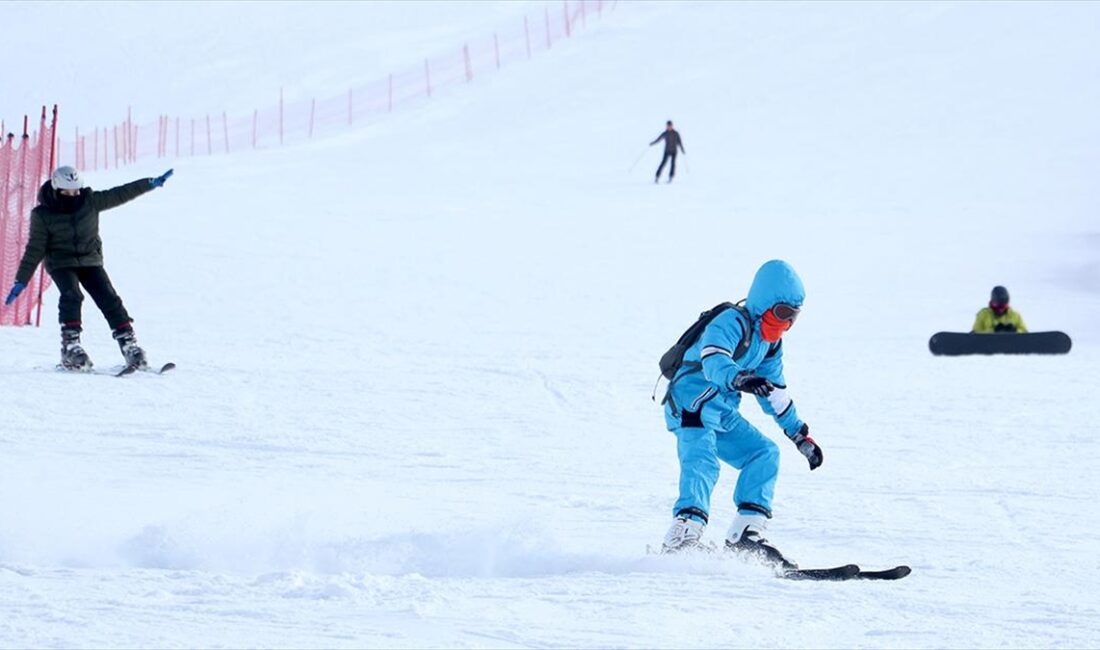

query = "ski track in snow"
[3,1,1100,648]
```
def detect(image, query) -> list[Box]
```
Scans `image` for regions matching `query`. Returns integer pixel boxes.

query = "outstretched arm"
[650,132,667,146]
[90,178,156,211]
[90,169,172,211]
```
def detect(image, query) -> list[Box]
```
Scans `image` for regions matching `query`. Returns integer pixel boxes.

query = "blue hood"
[745,260,805,318]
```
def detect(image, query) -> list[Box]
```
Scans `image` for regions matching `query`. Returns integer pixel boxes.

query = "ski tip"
[858,565,912,580]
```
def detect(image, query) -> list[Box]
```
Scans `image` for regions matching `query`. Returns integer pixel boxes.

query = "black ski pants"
[49,266,132,331]
[656,151,677,180]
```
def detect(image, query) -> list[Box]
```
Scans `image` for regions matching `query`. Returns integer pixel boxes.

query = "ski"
[116,362,175,377]
[55,363,94,373]
[781,564,860,581]
[856,565,911,580]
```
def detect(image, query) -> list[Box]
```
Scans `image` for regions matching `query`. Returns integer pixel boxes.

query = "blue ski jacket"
[664,260,806,439]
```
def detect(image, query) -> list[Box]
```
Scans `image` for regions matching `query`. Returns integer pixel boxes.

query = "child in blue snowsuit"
[660,260,823,565]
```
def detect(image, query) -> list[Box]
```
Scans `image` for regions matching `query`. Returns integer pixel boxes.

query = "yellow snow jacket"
[972,307,1028,334]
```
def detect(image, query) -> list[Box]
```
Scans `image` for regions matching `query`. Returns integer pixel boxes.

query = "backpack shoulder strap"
[730,303,753,361]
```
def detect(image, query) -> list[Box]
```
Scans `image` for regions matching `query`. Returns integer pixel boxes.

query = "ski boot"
[112,326,147,370]
[724,513,796,570]
[661,510,707,554]
[59,326,93,371]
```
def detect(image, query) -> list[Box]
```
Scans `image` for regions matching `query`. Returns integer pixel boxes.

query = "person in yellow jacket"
[972,286,1028,333]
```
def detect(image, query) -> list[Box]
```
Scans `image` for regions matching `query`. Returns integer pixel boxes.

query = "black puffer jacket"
[15,179,153,283]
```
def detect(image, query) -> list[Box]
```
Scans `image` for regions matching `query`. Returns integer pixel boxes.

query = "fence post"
[564,1,571,38]
[425,59,432,97]
[223,112,230,153]
[309,98,316,138]
[35,106,58,327]
[525,16,532,59]
[74,127,79,168]
[464,44,473,82]
[93,127,98,170]
[126,106,132,163]
[104,127,109,168]
[175,118,180,158]
[545,7,552,49]
[132,125,139,164]
[114,125,120,167]
[494,33,501,69]
[16,118,30,323]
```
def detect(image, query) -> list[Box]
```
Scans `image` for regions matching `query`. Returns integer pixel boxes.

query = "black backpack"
[659,301,752,380]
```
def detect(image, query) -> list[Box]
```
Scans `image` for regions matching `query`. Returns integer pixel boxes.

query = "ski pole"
[627,147,648,173]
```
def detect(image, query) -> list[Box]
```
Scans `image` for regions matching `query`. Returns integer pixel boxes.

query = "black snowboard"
[928,331,1072,356]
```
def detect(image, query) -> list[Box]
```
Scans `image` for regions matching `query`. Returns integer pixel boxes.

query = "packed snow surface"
[2,1,1099,647]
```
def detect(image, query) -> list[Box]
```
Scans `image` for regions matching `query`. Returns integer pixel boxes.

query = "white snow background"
[2,1,1099,647]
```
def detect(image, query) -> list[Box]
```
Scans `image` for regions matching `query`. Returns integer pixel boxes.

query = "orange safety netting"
[0,108,57,327]
[56,0,615,169]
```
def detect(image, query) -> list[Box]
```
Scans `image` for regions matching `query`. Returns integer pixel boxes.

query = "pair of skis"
[649,544,911,581]
[56,361,176,377]
[783,564,910,581]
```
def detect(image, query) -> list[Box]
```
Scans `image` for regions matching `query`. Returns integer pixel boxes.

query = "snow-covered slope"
[2,2,1099,647]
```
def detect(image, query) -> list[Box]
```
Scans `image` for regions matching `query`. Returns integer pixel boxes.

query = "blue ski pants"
[672,416,780,520]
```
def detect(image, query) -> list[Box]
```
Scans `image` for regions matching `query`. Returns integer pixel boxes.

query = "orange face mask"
[760,308,794,342]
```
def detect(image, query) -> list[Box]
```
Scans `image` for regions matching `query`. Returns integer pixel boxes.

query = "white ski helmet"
[50,166,83,191]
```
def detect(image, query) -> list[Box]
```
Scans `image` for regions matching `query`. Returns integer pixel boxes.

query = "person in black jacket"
[650,120,686,183]
[4,165,173,371]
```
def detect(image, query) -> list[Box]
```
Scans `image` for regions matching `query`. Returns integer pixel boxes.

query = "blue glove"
[149,169,174,188]
[5,281,26,306]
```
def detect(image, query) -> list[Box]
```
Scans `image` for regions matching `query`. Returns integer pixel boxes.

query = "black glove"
[790,424,823,471]
[732,371,775,397]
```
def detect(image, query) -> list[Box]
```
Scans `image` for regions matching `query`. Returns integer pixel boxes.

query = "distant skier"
[650,120,685,183]
[972,285,1028,333]
[4,166,174,371]
[659,259,821,568]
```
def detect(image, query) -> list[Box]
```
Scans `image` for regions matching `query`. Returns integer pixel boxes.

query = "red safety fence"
[0,106,57,327]
[56,0,616,170]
